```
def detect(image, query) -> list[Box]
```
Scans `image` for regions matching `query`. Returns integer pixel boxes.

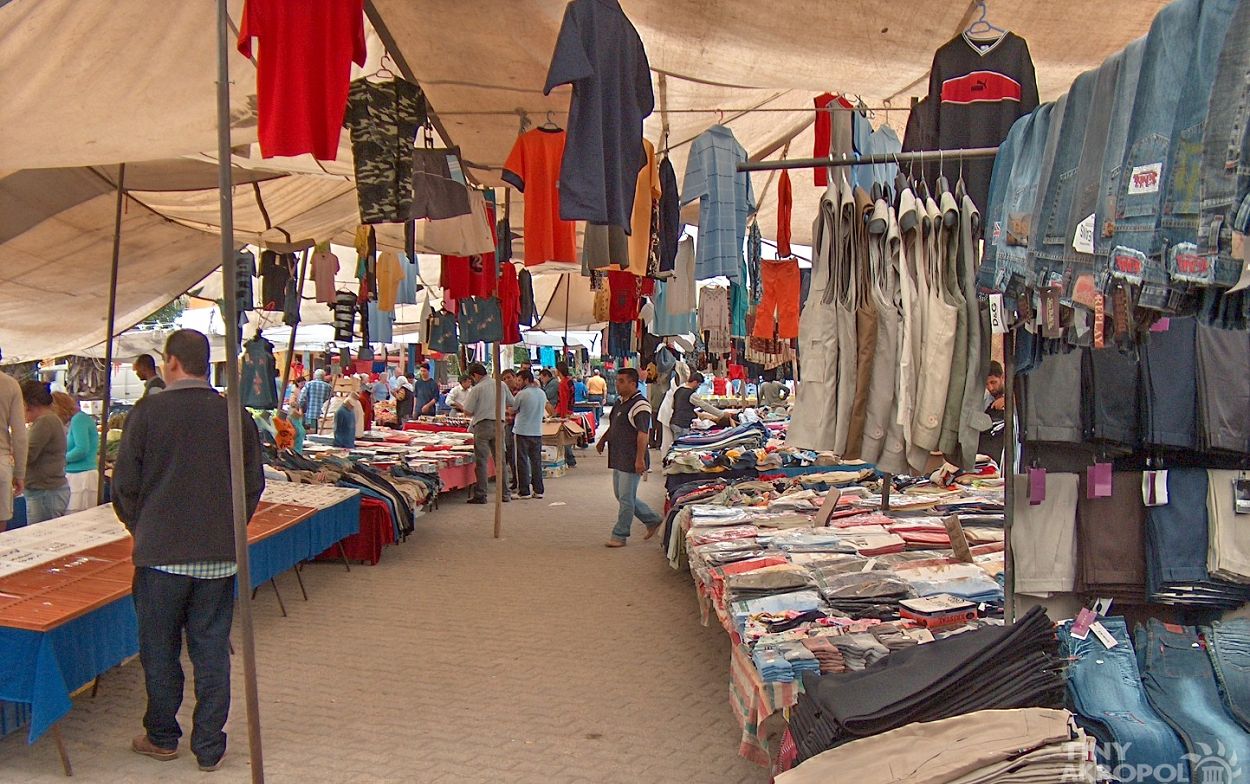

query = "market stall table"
[0,489,360,772]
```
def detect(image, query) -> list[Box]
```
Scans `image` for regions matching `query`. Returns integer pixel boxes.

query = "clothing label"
[1088,462,1113,498]
[1168,242,1213,285]
[1028,467,1047,506]
[1073,213,1097,254]
[1142,470,1169,507]
[446,154,466,185]
[1090,621,1118,649]
[1071,607,1097,640]
[1092,294,1106,348]
[860,557,878,573]
[1040,287,1062,338]
[1092,597,1114,618]
[1007,213,1031,246]
[1234,478,1250,515]
[1127,162,1163,195]
[1110,246,1147,285]
[1149,317,1170,333]
[1071,273,1098,309]
[988,293,1007,334]
[991,221,1002,244]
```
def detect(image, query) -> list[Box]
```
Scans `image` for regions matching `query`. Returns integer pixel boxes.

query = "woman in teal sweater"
[53,392,98,472]
[53,392,99,513]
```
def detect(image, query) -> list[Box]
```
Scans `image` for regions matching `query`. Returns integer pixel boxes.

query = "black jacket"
[113,379,265,567]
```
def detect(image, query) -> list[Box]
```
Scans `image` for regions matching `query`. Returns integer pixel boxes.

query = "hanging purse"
[457,296,504,344]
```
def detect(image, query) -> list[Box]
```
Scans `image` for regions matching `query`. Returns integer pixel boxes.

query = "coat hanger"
[368,53,398,82]
[955,154,967,202]
[936,149,951,198]
[539,110,562,131]
[965,1,1006,40]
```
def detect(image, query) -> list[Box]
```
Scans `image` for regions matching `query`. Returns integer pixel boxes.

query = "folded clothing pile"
[778,708,1094,784]
[800,637,847,674]
[787,605,1064,763]
[752,647,795,682]
[814,571,914,620]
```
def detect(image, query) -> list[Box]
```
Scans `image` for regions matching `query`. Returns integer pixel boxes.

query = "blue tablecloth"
[0,496,360,743]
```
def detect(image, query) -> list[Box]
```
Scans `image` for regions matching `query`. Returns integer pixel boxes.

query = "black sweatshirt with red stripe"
[923,31,1039,212]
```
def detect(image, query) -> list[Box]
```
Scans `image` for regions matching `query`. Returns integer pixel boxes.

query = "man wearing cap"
[411,364,440,420]
[461,363,515,504]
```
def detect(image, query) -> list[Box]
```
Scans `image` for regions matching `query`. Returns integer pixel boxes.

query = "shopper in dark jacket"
[113,329,264,772]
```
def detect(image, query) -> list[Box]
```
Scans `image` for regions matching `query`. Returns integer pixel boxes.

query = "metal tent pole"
[493,341,504,539]
[95,163,126,505]
[736,146,999,173]
[216,1,264,780]
[1002,329,1017,623]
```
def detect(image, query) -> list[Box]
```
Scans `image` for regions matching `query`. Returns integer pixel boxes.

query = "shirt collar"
[166,378,213,391]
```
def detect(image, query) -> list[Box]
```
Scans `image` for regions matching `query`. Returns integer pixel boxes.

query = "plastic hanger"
[368,53,397,82]
[965,1,1006,41]
[539,111,562,131]
[936,149,951,199]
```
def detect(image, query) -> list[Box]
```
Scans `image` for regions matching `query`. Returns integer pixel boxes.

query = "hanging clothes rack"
[736,146,998,173]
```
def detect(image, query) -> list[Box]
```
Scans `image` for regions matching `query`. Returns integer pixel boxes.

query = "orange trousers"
[752,258,801,339]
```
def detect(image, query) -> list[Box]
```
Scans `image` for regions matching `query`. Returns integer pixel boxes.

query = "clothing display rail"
[736,146,999,173]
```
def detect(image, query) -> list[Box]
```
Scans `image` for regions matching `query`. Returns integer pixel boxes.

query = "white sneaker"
[533,493,544,499]
[517,493,532,500]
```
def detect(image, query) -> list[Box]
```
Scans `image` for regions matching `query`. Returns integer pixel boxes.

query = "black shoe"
[467,497,487,504]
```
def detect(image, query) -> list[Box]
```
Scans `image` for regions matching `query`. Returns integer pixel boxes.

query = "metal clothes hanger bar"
[736,146,999,173]
[437,105,906,117]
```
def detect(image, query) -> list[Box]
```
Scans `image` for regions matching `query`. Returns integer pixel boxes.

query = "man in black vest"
[669,371,704,440]
[113,329,265,772]
[596,368,662,547]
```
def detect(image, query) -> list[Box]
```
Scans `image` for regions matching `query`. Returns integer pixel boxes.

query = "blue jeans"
[132,567,234,766]
[24,486,69,524]
[1033,69,1096,289]
[997,103,1055,292]
[1095,38,1146,263]
[1204,619,1250,731]
[1136,619,1250,783]
[1059,618,1186,781]
[514,435,545,497]
[610,469,660,541]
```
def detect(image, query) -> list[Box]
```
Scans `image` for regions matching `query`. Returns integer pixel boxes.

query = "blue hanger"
[965,1,1006,37]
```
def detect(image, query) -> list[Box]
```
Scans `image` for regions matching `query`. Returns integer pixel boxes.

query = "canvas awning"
[0,0,1165,362]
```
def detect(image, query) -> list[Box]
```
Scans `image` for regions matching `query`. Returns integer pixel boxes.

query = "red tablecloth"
[439,460,491,491]
[403,421,469,433]
[317,497,394,566]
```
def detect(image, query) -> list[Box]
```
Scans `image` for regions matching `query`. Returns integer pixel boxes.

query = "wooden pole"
[216,2,264,780]
[95,163,126,505]
[493,340,504,539]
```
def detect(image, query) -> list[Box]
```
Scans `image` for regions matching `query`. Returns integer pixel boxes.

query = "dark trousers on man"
[471,419,509,501]
[132,567,234,766]
[505,422,518,490]
[515,434,546,497]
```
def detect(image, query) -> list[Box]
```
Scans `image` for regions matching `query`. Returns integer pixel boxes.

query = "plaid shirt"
[680,125,756,281]
[152,561,238,579]
[300,379,333,426]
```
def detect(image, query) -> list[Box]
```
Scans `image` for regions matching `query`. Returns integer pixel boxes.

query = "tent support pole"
[736,146,999,173]
[493,341,504,539]
[1002,329,1017,623]
[279,249,310,400]
[95,163,126,505]
[216,1,265,781]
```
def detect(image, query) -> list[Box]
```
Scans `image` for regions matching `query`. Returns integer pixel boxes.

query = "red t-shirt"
[237,0,366,160]
[557,377,574,417]
[498,262,522,345]
[712,377,728,396]
[440,204,499,312]
[607,270,640,323]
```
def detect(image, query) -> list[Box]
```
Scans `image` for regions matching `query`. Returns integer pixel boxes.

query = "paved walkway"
[2,450,765,783]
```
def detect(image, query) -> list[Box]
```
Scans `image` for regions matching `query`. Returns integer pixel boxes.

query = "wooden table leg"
[51,723,73,776]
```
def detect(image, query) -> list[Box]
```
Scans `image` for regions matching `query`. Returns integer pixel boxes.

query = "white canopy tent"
[0,0,1163,363]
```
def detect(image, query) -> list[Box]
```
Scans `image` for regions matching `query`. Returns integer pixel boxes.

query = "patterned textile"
[457,297,503,344]
[426,309,459,353]
[681,125,756,281]
[344,78,427,223]
[152,561,238,579]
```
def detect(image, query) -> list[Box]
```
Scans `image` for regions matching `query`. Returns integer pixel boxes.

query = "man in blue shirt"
[411,365,440,419]
[511,370,550,499]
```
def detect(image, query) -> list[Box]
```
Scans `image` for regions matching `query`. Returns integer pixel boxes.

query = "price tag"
[1070,607,1097,640]
[1142,470,1169,507]
[1090,621,1118,649]
[860,557,878,573]
[989,293,1008,334]
[1073,213,1096,255]
[1234,477,1250,515]
[1028,467,1047,506]
[1087,463,1113,498]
